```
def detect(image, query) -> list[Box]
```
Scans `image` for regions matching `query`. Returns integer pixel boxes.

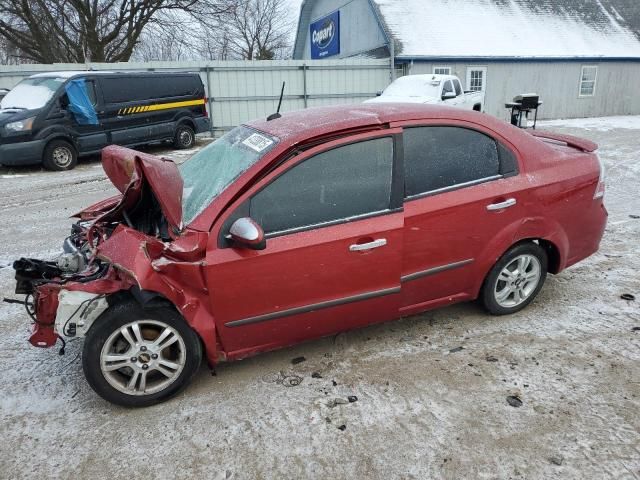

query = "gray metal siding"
[406,60,640,120]
[0,59,392,134]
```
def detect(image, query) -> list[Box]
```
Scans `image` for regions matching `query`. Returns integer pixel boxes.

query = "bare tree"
[209,0,293,60]
[0,0,232,64]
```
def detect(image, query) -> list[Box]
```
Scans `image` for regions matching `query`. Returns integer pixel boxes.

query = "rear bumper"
[194,116,211,134]
[0,138,45,166]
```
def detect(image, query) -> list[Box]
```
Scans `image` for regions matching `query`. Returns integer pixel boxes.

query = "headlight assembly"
[5,116,35,132]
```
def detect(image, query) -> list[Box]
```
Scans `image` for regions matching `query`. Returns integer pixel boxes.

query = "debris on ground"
[629,214,640,219]
[486,355,499,362]
[328,398,349,408]
[337,424,347,431]
[291,356,306,365]
[348,396,358,403]
[549,455,564,466]
[449,346,464,353]
[620,293,636,301]
[282,375,302,387]
[311,372,323,378]
[506,395,523,408]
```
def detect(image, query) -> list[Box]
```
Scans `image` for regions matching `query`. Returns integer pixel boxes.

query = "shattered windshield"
[0,77,65,110]
[383,77,442,98]
[180,126,278,225]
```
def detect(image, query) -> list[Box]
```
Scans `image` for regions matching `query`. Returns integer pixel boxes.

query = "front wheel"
[42,139,77,171]
[480,242,548,315]
[82,301,202,407]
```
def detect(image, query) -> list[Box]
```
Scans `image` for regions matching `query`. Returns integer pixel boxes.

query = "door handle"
[349,239,387,252]
[487,198,517,211]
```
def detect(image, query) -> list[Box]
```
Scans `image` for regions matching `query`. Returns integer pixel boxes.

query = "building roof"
[293,0,640,60]
[373,0,640,59]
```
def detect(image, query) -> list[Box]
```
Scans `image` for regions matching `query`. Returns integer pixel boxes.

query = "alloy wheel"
[493,254,542,308]
[100,320,186,396]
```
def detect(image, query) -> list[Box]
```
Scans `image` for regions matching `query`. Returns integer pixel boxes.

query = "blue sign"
[310,11,340,59]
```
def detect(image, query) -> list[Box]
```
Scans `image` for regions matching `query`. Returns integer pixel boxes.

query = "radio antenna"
[267,81,286,121]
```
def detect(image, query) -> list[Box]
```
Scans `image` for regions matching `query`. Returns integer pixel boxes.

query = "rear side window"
[404,126,500,197]
[250,138,394,234]
[101,75,201,103]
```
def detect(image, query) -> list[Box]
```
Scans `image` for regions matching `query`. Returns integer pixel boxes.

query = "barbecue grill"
[505,94,542,129]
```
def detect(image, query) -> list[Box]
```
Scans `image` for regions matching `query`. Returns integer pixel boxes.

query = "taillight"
[594,154,605,199]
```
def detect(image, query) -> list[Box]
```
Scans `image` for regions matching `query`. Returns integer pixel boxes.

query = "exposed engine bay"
[7,145,214,359]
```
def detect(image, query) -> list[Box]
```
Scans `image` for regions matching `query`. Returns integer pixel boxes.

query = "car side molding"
[224,286,402,328]
[401,259,474,283]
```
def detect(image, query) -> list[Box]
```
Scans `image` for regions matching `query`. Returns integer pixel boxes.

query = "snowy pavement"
[0,122,639,479]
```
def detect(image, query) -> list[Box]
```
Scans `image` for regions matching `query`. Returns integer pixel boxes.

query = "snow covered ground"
[0,120,639,479]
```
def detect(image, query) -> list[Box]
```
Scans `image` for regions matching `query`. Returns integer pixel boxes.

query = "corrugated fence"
[0,60,392,134]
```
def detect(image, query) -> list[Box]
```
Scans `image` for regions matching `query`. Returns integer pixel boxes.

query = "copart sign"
[310,10,340,59]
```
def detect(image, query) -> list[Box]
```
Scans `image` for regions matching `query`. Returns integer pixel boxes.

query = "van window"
[101,75,200,103]
[0,77,64,110]
[250,138,394,234]
[404,126,500,197]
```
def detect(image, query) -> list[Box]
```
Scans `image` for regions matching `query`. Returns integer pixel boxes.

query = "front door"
[206,131,404,356]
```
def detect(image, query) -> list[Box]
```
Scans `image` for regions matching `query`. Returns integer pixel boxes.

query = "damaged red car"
[11,104,607,406]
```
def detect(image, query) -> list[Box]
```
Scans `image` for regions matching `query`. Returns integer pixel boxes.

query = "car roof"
[245,103,512,145]
[29,71,199,80]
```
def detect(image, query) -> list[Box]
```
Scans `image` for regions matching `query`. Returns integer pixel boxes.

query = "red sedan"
[12,104,607,406]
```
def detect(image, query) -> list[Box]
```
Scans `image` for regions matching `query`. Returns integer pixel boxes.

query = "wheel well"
[44,136,76,152]
[176,117,195,132]
[511,238,561,274]
[473,104,482,111]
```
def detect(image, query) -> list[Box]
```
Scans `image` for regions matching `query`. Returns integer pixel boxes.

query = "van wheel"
[173,124,195,149]
[82,300,203,407]
[43,140,77,171]
[480,242,548,316]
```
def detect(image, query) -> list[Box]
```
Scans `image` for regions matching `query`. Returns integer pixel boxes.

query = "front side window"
[404,126,500,197]
[442,81,454,96]
[579,66,598,97]
[250,137,394,234]
[181,126,278,224]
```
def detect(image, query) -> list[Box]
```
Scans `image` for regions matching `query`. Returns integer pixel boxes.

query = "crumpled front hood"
[89,145,184,231]
[365,95,439,105]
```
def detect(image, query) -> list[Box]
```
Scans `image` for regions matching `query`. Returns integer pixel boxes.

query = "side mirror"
[229,217,266,250]
[442,91,456,100]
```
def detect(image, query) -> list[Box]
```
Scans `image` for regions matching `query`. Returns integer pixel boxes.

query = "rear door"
[206,130,404,356]
[398,123,527,314]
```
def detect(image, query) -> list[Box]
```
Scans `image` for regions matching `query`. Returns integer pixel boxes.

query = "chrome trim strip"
[405,175,502,201]
[225,286,401,328]
[401,259,474,283]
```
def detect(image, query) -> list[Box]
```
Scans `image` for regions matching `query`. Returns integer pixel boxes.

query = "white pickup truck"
[365,74,485,112]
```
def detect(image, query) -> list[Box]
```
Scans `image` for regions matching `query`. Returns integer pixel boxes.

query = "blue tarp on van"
[65,78,98,125]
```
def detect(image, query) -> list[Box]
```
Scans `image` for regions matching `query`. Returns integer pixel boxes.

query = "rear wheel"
[82,301,202,407]
[480,243,548,315]
[42,139,77,171]
[173,124,195,149]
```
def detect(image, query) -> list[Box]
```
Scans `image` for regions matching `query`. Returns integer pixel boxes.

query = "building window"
[433,66,451,75]
[466,67,487,92]
[579,66,598,97]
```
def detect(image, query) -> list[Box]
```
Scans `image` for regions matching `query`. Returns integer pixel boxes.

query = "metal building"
[292,0,640,119]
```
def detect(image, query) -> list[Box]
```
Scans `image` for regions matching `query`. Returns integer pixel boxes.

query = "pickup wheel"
[82,300,202,407]
[173,124,195,149]
[480,243,548,315]
[42,139,77,171]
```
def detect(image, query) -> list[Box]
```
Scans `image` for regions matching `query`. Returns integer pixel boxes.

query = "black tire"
[82,300,202,407]
[173,124,195,149]
[480,242,548,316]
[42,139,77,171]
